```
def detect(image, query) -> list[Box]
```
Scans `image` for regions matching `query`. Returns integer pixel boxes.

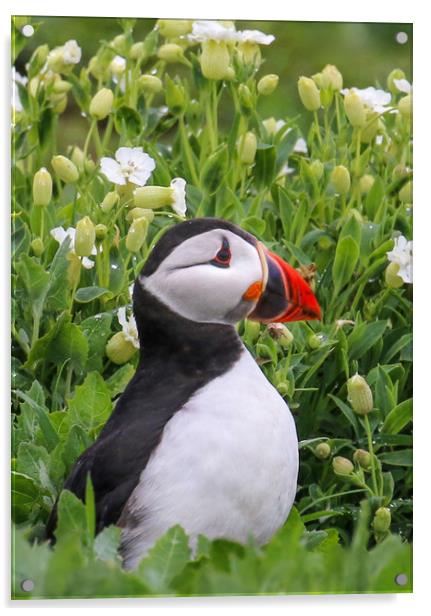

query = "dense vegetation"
[12,16,412,598]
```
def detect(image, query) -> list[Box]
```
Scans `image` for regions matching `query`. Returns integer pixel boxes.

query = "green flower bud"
[200,40,230,80]
[157,43,187,64]
[347,373,373,415]
[330,165,351,195]
[51,155,79,183]
[344,90,367,128]
[30,44,49,67]
[52,79,72,94]
[237,131,257,165]
[315,442,331,460]
[126,208,155,223]
[224,66,235,81]
[75,216,96,257]
[95,223,107,241]
[387,68,405,94]
[310,160,324,181]
[130,42,145,60]
[51,93,68,114]
[353,448,372,470]
[359,174,375,194]
[126,217,149,252]
[399,180,412,203]
[308,333,325,349]
[112,34,128,56]
[32,167,52,206]
[165,75,186,114]
[100,191,119,213]
[89,88,114,121]
[88,55,109,81]
[398,94,412,118]
[276,382,289,396]
[133,186,173,209]
[157,19,192,39]
[244,319,261,344]
[31,237,44,257]
[267,323,294,348]
[321,64,343,91]
[106,331,136,365]
[139,74,163,94]
[257,74,279,96]
[238,84,253,112]
[372,507,391,533]
[69,146,86,172]
[67,252,81,287]
[298,76,321,111]
[311,72,324,88]
[332,456,354,476]
[385,262,404,289]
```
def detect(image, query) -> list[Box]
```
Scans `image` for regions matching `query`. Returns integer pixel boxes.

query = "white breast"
[119,346,299,570]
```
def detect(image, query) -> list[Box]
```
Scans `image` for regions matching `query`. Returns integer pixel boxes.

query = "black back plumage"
[46,219,247,538]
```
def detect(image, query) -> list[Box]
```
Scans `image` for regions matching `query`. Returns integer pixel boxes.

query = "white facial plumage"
[140,229,263,324]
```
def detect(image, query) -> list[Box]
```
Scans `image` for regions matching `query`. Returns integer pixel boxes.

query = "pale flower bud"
[347,373,373,415]
[399,180,412,203]
[372,507,391,533]
[89,88,114,120]
[126,208,155,223]
[385,262,404,289]
[267,323,294,348]
[100,191,119,213]
[238,84,253,111]
[95,223,107,241]
[238,42,261,67]
[237,132,257,165]
[133,186,173,209]
[332,456,354,476]
[139,74,163,94]
[359,174,375,194]
[51,155,79,183]
[398,94,412,118]
[344,90,367,128]
[353,448,372,470]
[330,165,351,195]
[130,42,145,60]
[315,442,331,460]
[321,64,343,91]
[157,43,187,64]
[262,117,279,135]
[387,68,405,94]
[75,216,96,257]
[53,79,72,94]
[31,237,45,257]
[33,167,52,206]
[257,74,279,96]
[157,19,192,39]
[51,93,68,114]
[106,332,136,365]
[112,34,128,56]
[126,217,149,252]
[298,76,321,111]
[70,146,85,172]
[310,160,324,181]
[200,40,230,80]
[361,111,381,143]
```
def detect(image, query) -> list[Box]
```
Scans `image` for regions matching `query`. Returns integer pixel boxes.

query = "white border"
[2,1,428,614]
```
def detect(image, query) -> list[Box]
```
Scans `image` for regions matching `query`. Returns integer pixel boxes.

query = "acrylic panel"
[11,15,413,599]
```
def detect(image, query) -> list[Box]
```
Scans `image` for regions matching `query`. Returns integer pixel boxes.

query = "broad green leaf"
[55,489,88,544]
[106,363,135,398]
[254,144,276,189]
[11,525,52,598]
[365,175,384,219]
[68,371,112,431]
[332,236,360,294]
[80,312,113,372]
[200,144,227,195]
[348,321,387,361]
[378,449,412,467]
[15,390,60,451]
[94,525,122,562]
[16,442,55,494]
[45,238,71,311]
[328,394,360,439]
[12,471,40,523]
[114,105,142,139]
[16,254,50,318]
[241,216,266,237]
[381,398,412,434]
[75,286,112,303]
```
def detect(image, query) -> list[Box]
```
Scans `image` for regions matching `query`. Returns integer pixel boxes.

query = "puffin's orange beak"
[247,243,321,323]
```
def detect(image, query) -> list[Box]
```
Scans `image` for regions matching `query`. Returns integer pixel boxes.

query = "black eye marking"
[210,238,231,268]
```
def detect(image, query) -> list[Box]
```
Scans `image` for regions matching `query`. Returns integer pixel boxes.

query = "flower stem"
[313,111,323,147]
[364,414,379,496]
[299,488,368,515]
[179,115,200,187]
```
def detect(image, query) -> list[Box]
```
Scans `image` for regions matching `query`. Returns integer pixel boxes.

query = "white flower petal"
[394,78,411,94]
[387,235,413,283]
[238,29,275,45]
[100,157,126,185]
[115,146,142,165]
[81,257,95,269]
[293,137,308,154]
[189,20,238,42]
[170,177,187,216]
[50,226,68,244]
[62,40,82,64]
[117,306,128,330]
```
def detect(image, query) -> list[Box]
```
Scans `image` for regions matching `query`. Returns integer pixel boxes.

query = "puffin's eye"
[210,238,231,268]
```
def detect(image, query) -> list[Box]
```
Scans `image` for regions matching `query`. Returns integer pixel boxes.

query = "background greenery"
[12,16,412,599]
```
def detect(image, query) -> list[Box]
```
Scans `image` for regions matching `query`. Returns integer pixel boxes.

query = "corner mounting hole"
[395,573,407,586]
[21,579,34,592]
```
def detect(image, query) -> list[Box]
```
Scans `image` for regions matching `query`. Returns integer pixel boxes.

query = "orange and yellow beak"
[245,243,321,323]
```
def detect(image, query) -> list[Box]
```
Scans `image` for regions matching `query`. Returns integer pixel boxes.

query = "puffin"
[46,218,321,570]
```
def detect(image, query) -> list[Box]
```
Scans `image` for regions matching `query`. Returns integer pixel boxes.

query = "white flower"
[293,137,308,154]
[50,226,96,269]
[110,55,126,76]
[387,235,413,283]
[117,307,140,349]
[100,147,156,186]
[393,78,412,94]
[189,20,238,42]
[236,29,275,45]
[170,177,187,216]
[62,40,82,64]
[12,67,27,112]
[341,86,392,113]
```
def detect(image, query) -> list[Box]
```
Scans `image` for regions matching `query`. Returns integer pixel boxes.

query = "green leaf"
[16,254,50,318]
[241,216,266,237]
[80,312,113,371]
[254,144,276,189]
[328,394,360,439]
[75,286,113,303]
[16,442,55,495]
[15,391,60,451]
[381,398,412,434]
[332,236,360,294]
[348,321,387,361]
[378,449,412,467]
[94,525,122,562]
[114,106,142,139]
[137,525,191,592]
[12,525,52,598]
[55,489,88,543]
[45,237,72,311]
[12,471,40,523]
[106,363,135,398]
[68,371,112,431]
[365,175,384,219]
[200,144,228,195]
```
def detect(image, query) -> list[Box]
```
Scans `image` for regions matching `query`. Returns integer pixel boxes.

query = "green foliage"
[12,17,412,598]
